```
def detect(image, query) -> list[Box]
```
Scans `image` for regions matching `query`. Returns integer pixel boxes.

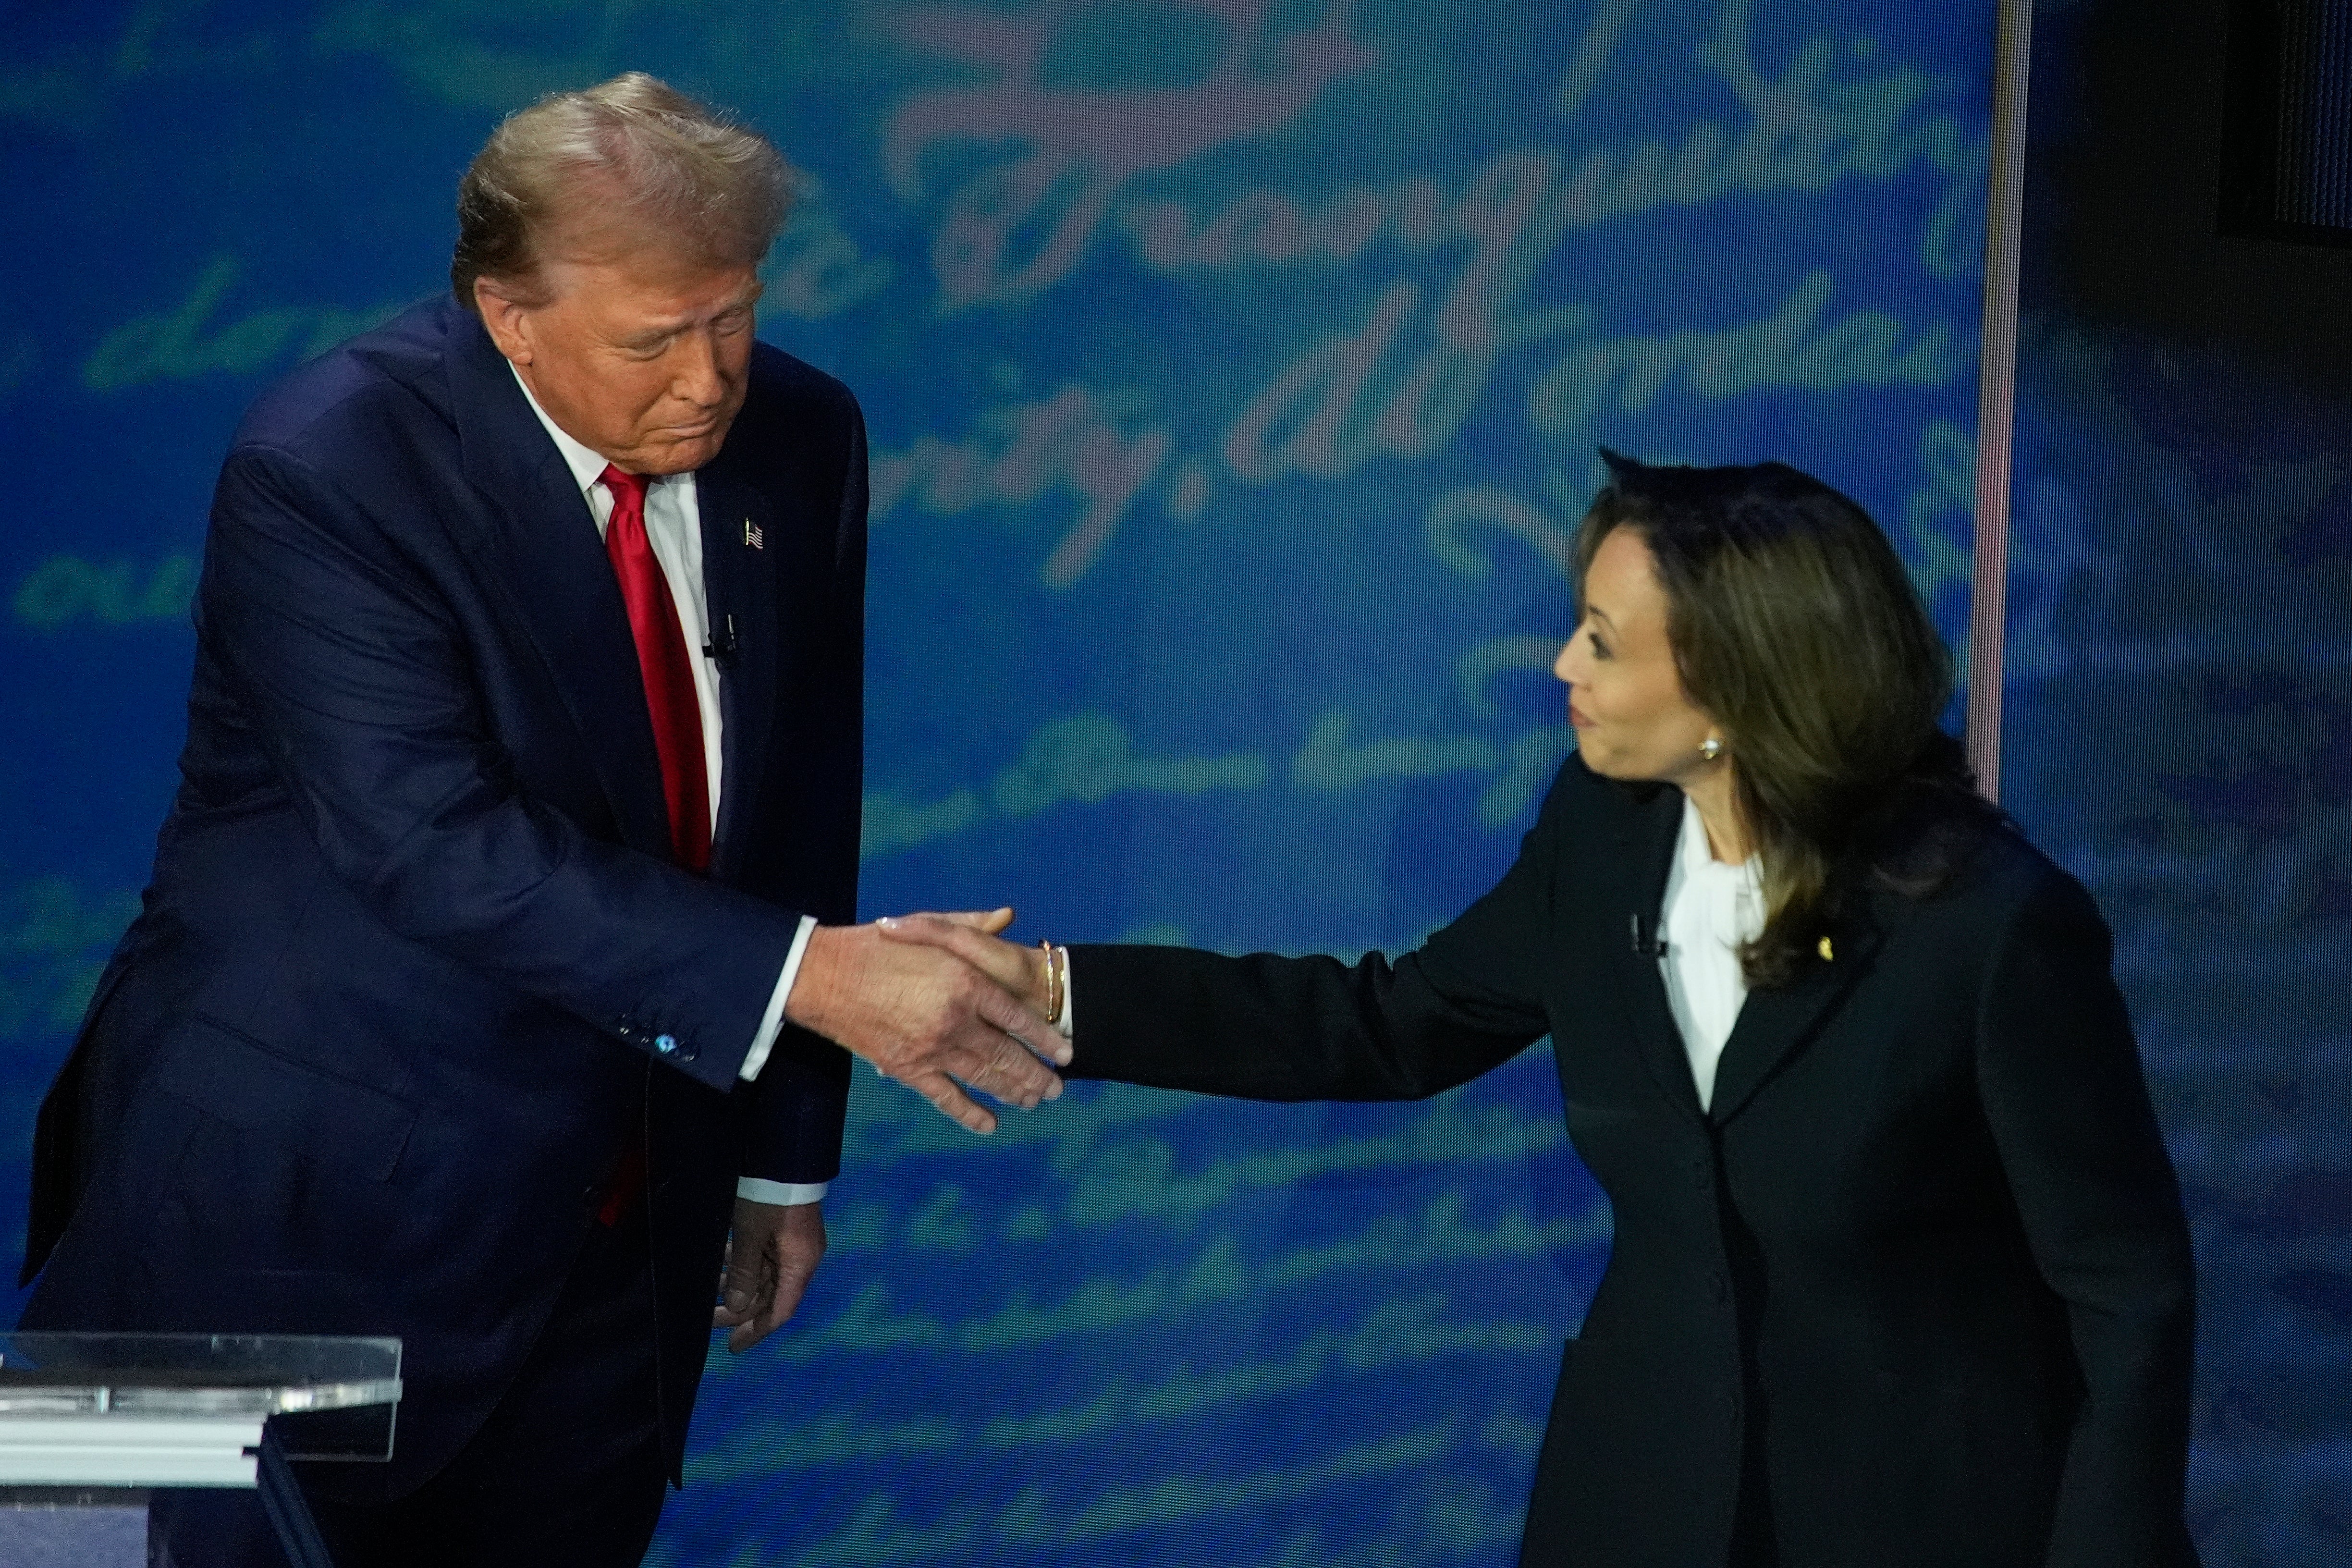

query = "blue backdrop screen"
[0,3,2006,1561]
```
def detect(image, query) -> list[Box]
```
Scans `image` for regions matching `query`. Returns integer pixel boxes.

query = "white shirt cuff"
[736,1178,828,1205]
[738,915,819,1081]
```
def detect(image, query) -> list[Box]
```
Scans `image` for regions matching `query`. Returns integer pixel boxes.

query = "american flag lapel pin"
[744,518,764,551]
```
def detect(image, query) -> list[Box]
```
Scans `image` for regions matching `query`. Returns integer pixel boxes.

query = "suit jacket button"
[654,1033,679,1054]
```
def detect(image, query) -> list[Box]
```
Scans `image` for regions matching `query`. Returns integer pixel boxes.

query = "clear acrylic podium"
[0,1332,401,1568]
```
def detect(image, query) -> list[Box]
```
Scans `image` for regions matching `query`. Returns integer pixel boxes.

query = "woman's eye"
[1589,633,1611,660]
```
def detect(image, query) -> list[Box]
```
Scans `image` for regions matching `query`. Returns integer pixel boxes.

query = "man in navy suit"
[17,74,1065,1567]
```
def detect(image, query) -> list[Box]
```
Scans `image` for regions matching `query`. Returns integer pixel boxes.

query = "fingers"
[876,907,1013,933]
[715,1205,768,1337]
[714,1257,771,1340]
[972,980,1070,1070]
[747,1282,802,1347]
[714,1293,767,1335]
[880,917,1049,1010]
[908,1068,997,1135]
[762,1207,826,1334]
[727,1288,777,1353]
[719,1231,763,1323]
[718,1204,827,1352]
[927,992,1063,1114]
[724,1283,775,1351]
[971,1031,1037,1112]
[730,1246,819,1351]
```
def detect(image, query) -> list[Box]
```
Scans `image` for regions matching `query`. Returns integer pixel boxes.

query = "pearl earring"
[1699,736,1723,762]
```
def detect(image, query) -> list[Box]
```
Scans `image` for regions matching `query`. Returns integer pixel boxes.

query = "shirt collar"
[508,362,629,495]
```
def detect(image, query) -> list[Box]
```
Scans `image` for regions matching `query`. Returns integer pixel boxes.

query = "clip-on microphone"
[702,613,739,668]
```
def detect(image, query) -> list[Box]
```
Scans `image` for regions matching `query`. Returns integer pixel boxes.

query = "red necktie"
[600,465,712,873]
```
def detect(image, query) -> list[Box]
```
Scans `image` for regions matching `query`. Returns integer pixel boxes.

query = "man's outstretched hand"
[785,908,1067,1133]
[714,1198,825,1353]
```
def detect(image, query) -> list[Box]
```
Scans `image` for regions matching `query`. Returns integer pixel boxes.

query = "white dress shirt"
[514,368,823,1206]
[1656,791,1764,1111]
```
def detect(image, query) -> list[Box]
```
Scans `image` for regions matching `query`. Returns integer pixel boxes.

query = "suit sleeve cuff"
[735,1177,829,1205]
[739,914,819,1082]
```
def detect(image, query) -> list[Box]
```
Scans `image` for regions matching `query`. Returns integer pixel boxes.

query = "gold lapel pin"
[1817,936,1835,963]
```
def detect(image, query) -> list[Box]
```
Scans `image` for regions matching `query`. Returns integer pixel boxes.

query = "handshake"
[781,906,1067,1136]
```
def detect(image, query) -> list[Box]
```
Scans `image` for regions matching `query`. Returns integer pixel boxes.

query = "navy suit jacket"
[19,296,866,1496]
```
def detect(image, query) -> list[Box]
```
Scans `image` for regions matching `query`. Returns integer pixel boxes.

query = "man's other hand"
[714,1198,825,1353]
[786,909,1068,1134]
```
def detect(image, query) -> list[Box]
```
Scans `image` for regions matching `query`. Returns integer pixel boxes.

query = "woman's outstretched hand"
[875,908,1056,1019]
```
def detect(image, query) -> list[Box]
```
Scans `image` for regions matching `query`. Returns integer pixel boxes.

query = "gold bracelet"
[1038,938,1065,1024]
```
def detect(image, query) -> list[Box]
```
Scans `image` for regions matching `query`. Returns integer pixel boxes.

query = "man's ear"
[473,278,533,365]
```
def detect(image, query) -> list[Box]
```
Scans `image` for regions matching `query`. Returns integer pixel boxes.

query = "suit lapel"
[692,451,783,880]
[441,311,673,858]
[1600,784,1707,1126]
[1708,904,1884,1126]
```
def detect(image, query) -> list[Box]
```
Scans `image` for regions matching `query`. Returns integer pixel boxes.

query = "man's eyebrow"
[707,282,764,319]
[622,285,765,344]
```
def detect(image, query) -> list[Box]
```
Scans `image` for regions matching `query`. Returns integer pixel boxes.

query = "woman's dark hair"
[1576,452,1984,986]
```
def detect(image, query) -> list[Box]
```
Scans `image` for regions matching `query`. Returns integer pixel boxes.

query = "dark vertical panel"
[2013,0,2352,1559]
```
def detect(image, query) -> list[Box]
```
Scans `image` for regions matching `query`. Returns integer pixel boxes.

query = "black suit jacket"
[1070,753,2196,1568]
[18,297,866,1496]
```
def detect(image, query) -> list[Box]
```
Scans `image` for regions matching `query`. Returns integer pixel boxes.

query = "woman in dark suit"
[889,455,2197,1568]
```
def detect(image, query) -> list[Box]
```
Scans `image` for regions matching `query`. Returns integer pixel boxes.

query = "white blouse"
[1657,791,1765,1111]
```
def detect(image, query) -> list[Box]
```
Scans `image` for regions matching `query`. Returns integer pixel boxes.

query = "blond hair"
[451,72,791,310]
